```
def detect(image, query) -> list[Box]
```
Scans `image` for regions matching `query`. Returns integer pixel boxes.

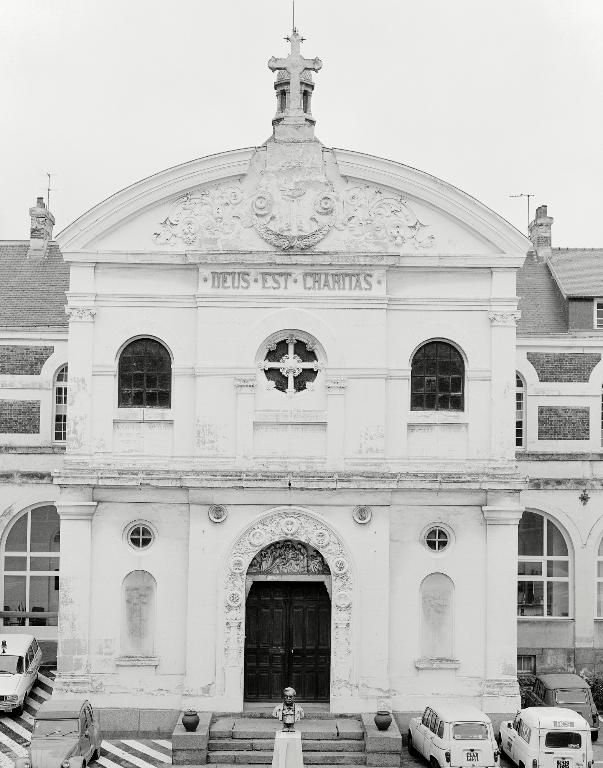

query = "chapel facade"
[0,30,600,719]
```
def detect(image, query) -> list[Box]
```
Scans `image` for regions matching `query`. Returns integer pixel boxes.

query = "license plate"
[466,752,479,762]
[556,761,570,768]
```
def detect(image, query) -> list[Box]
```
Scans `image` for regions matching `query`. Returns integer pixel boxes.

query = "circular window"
[261,334,320,394]
[126,523,155,550]
[424,526,450,552]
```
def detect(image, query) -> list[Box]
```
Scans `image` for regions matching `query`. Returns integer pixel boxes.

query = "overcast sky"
[1,0,602,247]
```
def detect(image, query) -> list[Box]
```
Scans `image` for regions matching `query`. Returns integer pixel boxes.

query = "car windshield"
[544,732,582,749]
[0,655,24,674]
[453,723,488,740]
[33,719,79,738]
[555,689,588,705]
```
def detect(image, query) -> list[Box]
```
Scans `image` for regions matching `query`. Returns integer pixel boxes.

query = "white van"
[408,704,499,768]
[0,635,42,715]
[499,707,593,768]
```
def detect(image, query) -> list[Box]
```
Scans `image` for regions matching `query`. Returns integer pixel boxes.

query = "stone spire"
[268,29,322,141]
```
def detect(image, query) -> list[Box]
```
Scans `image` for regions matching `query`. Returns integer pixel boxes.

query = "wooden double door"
[244,581,331,702]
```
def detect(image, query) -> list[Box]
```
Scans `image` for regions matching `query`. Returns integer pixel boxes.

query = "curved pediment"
[56,141,529,258]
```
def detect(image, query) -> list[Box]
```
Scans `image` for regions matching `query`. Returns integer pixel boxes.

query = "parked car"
[499,707,593,768]
[524,674,599,741]
[16,699,102,768]
[0,634,42,715]
[408,704,499,768]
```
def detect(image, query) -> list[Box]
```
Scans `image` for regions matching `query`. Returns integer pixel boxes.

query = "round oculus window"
[127,523,154,550]
[262,335,319,394]
[424,526,449,552]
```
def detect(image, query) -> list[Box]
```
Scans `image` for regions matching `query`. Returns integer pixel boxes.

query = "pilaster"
[326,377,346,467]
[234,376,256,464]
[488,309,520,460]
[65,304,96,455]
[54,490,96,694]
[481,500,523,710]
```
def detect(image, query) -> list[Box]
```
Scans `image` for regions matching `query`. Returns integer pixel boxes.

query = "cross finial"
[268,29,322,116]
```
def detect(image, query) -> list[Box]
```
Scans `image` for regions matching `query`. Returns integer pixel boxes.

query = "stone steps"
[209,738,365,752]
[208,751,367,765]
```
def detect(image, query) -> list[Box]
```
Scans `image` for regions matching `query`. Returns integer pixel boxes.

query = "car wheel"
[12,702,24,717]
[592,731,599,742]
[407,732,416,756]
[92,747,101,762]
[430,757,440,768]
[498,739,506,758]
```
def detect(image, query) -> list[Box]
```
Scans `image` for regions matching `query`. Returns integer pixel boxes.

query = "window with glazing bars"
[53,365,68,442]
[411,341,464,411]
[516,373,525,448]
[118,339,171,408]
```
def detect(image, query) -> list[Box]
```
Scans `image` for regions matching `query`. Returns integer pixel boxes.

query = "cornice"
[53,465,527,491]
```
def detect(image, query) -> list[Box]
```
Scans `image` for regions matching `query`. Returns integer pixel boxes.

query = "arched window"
[2,506,60,627]
[118,338,171,408]
[411,341,464,411]
[279,90,287,112]
[518,511,570,617]
[302,90,309,113]
[516,373,526,448]
[420,573,454,659]
[53,364,68,443]
[121,570,156,657]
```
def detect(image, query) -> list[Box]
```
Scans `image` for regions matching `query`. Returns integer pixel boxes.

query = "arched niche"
[121,570,157,656]
[420,572,455,659]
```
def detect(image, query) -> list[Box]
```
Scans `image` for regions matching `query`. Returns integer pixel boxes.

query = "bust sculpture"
[272,687,304,731]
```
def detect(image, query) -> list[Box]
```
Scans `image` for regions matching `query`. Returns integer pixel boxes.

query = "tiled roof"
[0,242,69,328]
[548,248,603,297]
[517,252,568,336]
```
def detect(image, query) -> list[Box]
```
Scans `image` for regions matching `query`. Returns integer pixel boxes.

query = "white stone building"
[0,30,601,722]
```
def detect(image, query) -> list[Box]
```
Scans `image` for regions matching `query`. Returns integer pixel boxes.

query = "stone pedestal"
[172,714,212,765]
[272,731,304,768]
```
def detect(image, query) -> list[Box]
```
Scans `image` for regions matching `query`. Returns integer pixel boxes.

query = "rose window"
[261,335,320,394]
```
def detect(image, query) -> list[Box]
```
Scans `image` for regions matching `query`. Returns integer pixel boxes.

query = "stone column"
[488,310,520,461]
[234,376,256,464]
[481,501,523,710]
[54,492,96,694]
[326,378,346,467]
[65,306,96,455]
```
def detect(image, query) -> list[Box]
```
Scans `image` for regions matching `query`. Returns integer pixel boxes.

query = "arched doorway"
[221,507,354,712]
[243,540,331,702]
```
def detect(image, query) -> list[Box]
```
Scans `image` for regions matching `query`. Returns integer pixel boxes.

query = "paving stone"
[209,751,366,765]
[173,750,209,765]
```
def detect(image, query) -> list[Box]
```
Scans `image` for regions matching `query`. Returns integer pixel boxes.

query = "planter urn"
[182,709,200,732]
[374,710,392,731]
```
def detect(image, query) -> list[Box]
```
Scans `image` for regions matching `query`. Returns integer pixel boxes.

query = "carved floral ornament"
[153,181,435,253]
[223,509,354,695]
[65,307,96,322]
[489,311,521,326]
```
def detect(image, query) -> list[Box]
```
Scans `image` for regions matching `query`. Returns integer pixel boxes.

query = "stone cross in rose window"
[268,29,322,114]
[261,335,320,395]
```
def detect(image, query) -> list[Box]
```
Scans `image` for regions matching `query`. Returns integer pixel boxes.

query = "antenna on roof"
[46,172,53,212]
[510,193,534,229]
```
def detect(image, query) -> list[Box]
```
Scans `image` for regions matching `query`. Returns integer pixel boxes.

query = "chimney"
[27,196,55,258]
[528,204,554,260]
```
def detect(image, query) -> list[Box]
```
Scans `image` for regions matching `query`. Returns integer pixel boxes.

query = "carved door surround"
[221,506,354,708]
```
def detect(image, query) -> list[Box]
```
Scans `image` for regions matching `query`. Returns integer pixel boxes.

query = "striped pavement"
[0,671,172,768]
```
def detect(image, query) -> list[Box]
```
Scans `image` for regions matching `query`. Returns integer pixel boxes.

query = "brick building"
[0,30,601,721]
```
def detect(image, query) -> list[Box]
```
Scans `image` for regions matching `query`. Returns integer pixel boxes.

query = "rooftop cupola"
[268,28,322,142]
[27,196,55,258]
